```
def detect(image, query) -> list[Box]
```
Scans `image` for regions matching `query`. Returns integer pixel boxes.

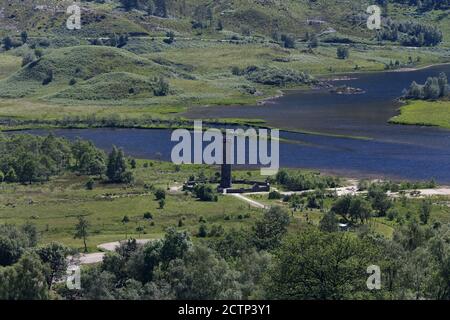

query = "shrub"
[85,178,95,190]
[337,46,349,59]
[143,212,153,220]
[198,224,208,238]
[193,184,218,202]
[154,189,166,200]
[153,77,170,96]
[268,190,282,200]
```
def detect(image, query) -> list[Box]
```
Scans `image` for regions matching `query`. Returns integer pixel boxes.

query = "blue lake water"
[11,64,450,183]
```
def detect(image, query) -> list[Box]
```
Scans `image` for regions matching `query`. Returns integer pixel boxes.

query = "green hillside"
[0,0,449,125]
[0,45,166,98]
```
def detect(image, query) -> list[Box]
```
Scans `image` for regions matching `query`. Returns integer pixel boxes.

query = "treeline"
[2,197,449,299]
[376,18,442,47]
[404,72,449,100]
[116,0,168,17]
[231,65,314,87]
[0,223,70,299]
[274,169,341,191]
[384,0,450,12]
[0,134,134,184]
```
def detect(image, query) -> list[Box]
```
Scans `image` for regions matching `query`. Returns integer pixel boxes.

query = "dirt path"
[68,239,153,266]
[229,193,268,209]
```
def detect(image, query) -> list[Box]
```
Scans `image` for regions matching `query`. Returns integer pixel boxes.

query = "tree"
[5,168,17,183]
[367,185,392,217]
[265,230,378,299]
[154,0,167,17]
[72,139,106,176]
[160,227,190,264]
[157,245,241,299]
[106,146,131,183]
[320,211,339,232]
[407,81,423,99]
[252,206,290,251]
[154,188,166,200]
[158,198,166,209]
[21,31,28,44]
[280,34,295,49]
[0,224,33,266]
[153,77,170,96]
[308,34,319,49]
[437,72,448,97]
[42,69,53,85]
[419,199,432,224]
[348,197,372,223]
[337,46,349,59]
[74,216,89,253]
[198,224,208,238]
[3,36,13,50]
[36,242,69,289]
[0,253,49,300]
[85,178,95,190]
[423,76,441,100]
[22,52,36,66]
[163,31,175,44]
[120,0,138,11]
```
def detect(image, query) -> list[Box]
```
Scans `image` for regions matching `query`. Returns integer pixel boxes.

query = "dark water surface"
[14,65,450,182]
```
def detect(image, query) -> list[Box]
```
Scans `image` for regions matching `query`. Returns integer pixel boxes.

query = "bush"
[209,224,225,237]
[243,66,313,86]
[198,224,208,238]
[143,212,153,220]
[85,178,95,190]
[153,77,170,96]
[22,52,36,67]
[337,46,349,59]
[193,184,218,202]
[42,70,53,85]
[154,189,166,200]
[268,190,282,200]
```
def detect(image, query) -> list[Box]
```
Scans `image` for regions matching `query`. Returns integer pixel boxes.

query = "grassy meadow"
[390,100,450,129]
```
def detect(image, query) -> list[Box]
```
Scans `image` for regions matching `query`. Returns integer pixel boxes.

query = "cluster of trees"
[106,146,134,184]
[337,46,350,59]
[231,66,314,87]
[405,72,449,100]
[387,0,450,12]
[2,31,28,51]
[193,184,218,202]
[0,224,69,299]
[54,207,290,300]
[0,134,134,184]
[0,134,71,184]
[376,18,442,47]
[2,200,450,300]
[275,169,340,191]
[119,0,167,17]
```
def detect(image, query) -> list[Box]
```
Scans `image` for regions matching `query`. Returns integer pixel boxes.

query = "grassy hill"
[0,45,166,98]
[0,0,449,128]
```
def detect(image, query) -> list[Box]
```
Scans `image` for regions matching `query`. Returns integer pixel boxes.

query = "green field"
[390,100,450,129]
[0,160,268,251]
